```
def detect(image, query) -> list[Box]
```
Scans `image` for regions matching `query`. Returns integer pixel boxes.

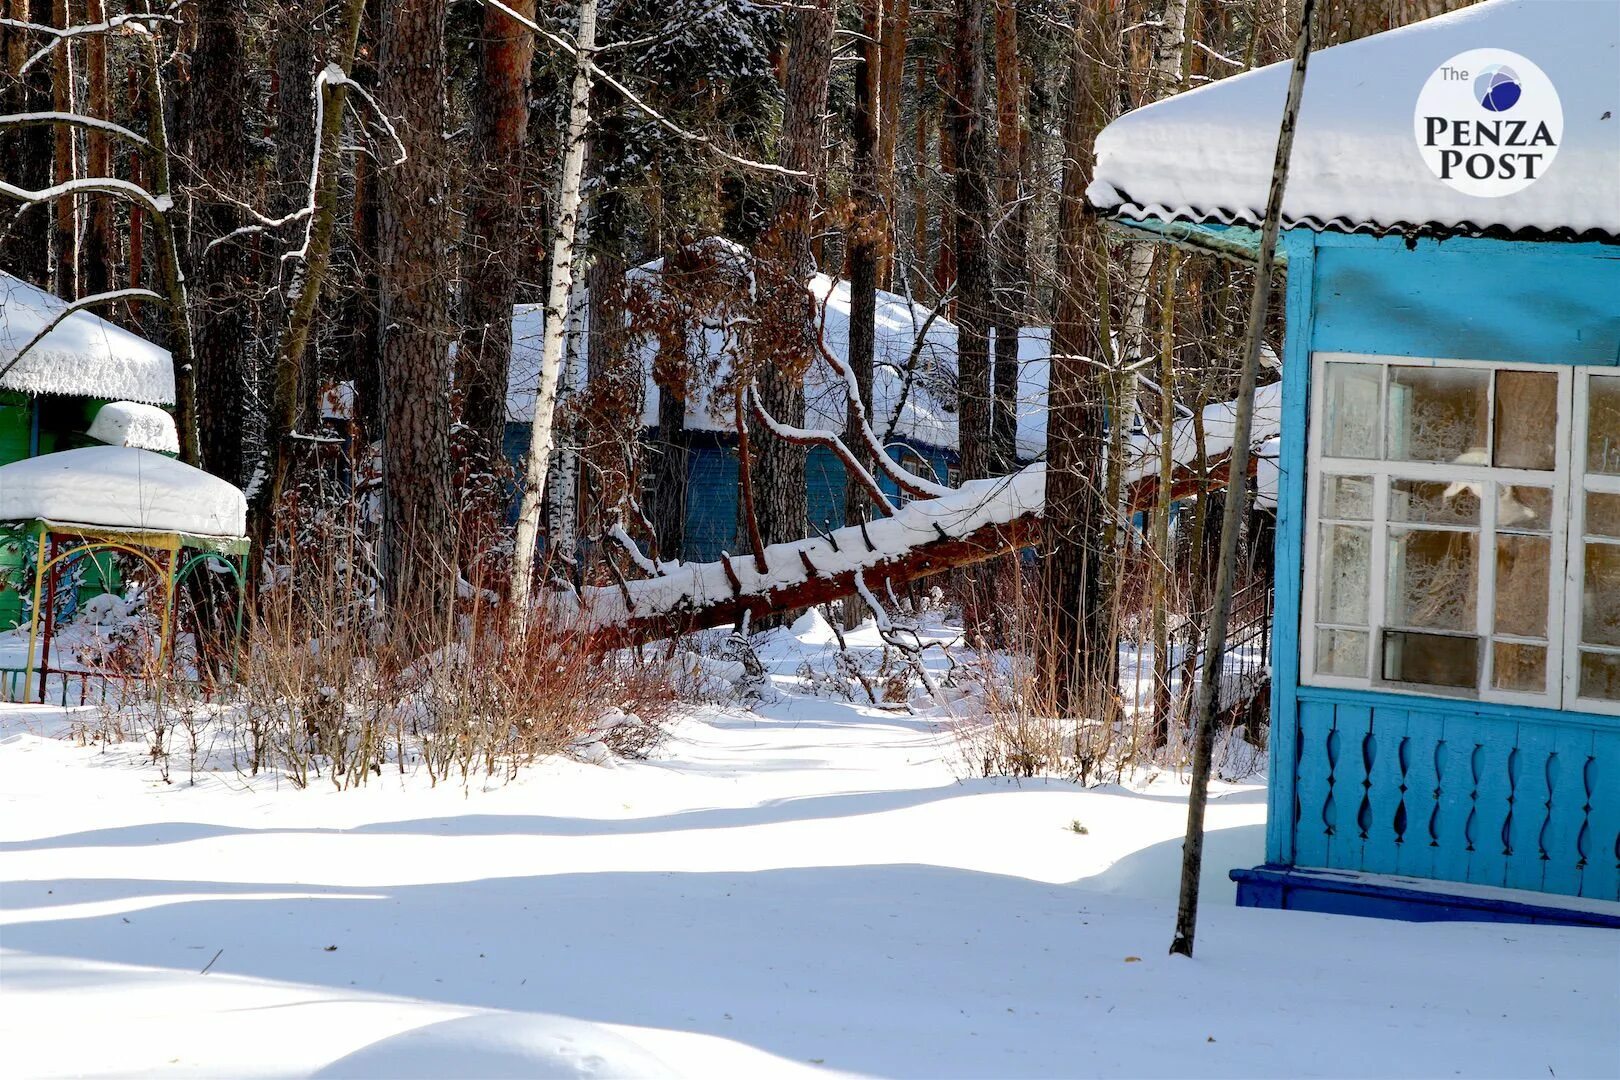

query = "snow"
[86,400,180,454]
[1087,0,1620,239]
[507,271,1053,462]
[2,616,1616,1078]
[0,446,247,538]
[0,272,176,405]
[1123,380,1284,486]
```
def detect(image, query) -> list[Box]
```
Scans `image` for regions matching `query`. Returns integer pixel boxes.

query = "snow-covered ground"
[2,620,1616,1078]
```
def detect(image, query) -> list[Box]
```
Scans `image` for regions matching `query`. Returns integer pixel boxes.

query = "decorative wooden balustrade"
[1290,694,1620,901]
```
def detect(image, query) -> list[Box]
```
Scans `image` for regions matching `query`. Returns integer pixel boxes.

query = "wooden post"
[1170,0,1317,959]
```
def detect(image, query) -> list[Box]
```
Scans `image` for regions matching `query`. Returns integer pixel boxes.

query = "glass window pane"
[1317,629,1369,677]
[1583,542,1620,647]
[1587,491,1620,539]
[1492,642,1546,693]
[1322,363,1381,459]
[1499,485,1552,532]
[1321,475,1373,520]
[1382,631,1478,688]
[1494,535,1549,638]
[1390,478,1480,526]
[1387,367,1489,463]
[1578,651,1620,701]
[1587,375,1620,476]
[1319,525,1371,624]
[1387,528,1478,632]
[1383,368,1485,463]
[1493,370,1558,470]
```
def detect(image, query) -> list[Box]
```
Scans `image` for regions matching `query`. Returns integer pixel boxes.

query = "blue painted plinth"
[1232,865,1620,929]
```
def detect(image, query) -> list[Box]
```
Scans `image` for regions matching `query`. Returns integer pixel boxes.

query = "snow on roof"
[507,272,1053,460]
[0,446,246,538]
[1122,380,1284,487]
[1088,0,1620,241]
[86,401,180,454]
[0,272,177,404]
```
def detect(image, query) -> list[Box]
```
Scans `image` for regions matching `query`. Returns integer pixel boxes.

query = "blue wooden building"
[1089,0,1620,925]
[507,274,1052,563]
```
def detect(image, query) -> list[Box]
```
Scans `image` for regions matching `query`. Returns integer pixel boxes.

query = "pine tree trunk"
[842,0,882,627]
[48,0,73,299]
[747,0,833,555]
[377,0,456,621]
[1040,0,1114,718]
[188,0,249,483]
[458,0,535,469]
[990,0,1025,475]
[0,0,51,286]
[80,0,112,297]
[874,0,908,290]
[949,0,992,481]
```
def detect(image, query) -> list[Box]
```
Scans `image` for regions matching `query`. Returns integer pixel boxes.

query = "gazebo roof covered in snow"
[0,446,246,541]
[0,272,176,405]
[1087,0,1620,243]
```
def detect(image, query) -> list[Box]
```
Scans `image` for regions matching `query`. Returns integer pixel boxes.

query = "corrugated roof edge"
[1093,191,1620,247]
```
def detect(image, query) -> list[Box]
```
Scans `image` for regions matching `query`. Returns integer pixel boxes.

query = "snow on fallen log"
[568,465,1045,640]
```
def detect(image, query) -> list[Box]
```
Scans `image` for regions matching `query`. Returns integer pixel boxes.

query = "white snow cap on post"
[1087,0,1620,240]
[0,272,177,405]
[0,446,247,537]
[87,401,181,454]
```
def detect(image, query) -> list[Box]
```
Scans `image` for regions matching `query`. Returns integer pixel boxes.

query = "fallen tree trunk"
[570,467,1045,643]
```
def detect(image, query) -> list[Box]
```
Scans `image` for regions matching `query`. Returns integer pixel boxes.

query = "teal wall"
[1268,231,1620,902]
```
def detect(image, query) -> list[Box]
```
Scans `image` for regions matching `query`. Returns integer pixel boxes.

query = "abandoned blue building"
[1089,0,1620,925]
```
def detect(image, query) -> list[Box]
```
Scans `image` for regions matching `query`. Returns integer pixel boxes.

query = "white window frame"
[1564,369,1620,716]
[1299,351,1620,715]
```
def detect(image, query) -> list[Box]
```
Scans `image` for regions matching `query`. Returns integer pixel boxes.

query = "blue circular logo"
[1474,64,1522,112]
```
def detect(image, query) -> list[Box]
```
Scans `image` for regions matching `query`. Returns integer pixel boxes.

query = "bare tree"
[948,0,992,481]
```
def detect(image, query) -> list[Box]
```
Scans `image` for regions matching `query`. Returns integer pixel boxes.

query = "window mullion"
[1370,469,1389,683]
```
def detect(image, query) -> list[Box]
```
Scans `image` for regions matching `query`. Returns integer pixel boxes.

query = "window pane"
[1587,375,1620,476]
[1578,651,1620,701]
[1388,367,1488,463]
[1500,485,1552,532]
[1382,631,1478,688]
[1321,475,1372,520]
[1494,535,1549,638]
[1583,542,1620,647]
[1387,528,1478,632]
[1492,642,1546,693]
[1322,363,1381,459]
[1319,525,1371,624]
[1317,629,1369,677]
[1493,370,1558,470]
[1390,478,1480,526]
[1587,491,1620,539]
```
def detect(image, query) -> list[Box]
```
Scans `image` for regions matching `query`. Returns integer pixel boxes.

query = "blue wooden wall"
[1268,232,1620,902]
[501,426,955,564]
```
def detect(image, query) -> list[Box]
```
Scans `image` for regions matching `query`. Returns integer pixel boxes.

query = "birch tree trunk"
[509,0,598,620]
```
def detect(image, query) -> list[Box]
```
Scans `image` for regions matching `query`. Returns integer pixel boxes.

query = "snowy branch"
[746,383,900,517]
[0,111,151,148]
[0,176,172,216]
[0,288,163,382]
[0,11,177,76]
[475,0,808,180]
